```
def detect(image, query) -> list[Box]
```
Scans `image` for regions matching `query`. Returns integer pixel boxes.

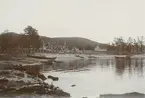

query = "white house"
[94,45,107,52]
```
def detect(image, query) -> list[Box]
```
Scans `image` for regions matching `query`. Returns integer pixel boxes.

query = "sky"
[0,0,144,43]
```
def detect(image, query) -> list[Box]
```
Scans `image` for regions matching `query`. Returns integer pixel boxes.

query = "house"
[94,45,107,52]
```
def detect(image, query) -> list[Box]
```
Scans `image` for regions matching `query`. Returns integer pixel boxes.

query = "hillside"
[41,37,107,50]
[0,32,107,50]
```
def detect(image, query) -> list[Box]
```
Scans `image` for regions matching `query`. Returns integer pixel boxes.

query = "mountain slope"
[41,37,107,50]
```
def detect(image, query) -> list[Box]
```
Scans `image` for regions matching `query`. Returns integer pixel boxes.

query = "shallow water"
[1,55,145,98]
[43,57,145,98]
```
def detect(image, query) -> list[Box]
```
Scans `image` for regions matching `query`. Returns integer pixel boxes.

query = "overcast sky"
[0,0,144,43]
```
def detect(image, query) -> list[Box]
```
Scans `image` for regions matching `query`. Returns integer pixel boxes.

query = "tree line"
[107,36,145,55]
[0,26,42,55]
[0,25,144,55]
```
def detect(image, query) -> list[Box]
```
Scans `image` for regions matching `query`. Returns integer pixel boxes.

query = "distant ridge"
[41,36,107,50]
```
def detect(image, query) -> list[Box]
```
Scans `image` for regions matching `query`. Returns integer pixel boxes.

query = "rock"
[13,84,70,97]
[15,85,46,94]
[2,88,17,92]
[47,89,70,97]
[23,65,41,76]
[71,84,76,87]
[0,78,9,84]
[0,68,70,97]
[0,78,8,89]
[48,75,59,81]
[4,64,26,71]
[38,74,47,81]
[82,97,87,98]
[49,84,54,90]
[0,70,11,75]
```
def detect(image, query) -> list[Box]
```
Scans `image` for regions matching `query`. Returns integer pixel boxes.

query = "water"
[43,57,145,98]
[1,56,145,98]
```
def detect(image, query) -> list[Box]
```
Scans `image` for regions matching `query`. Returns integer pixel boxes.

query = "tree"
[114,37,126,55]
[110,36,145,55]
[24,26,38,36]
[126,37,133,53]
[137,36,144,53]
[0,31,20,54]
[0,26,42,55]
[23,26,42,49]
[133,39,139,53]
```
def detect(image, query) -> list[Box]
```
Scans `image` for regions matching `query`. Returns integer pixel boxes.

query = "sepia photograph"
[0,0,145,98]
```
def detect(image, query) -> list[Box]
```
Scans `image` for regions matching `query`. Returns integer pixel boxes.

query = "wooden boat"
[54,60,63,63]
[115,55,132,59]
[27,55,57,60]
[75,54,84,59]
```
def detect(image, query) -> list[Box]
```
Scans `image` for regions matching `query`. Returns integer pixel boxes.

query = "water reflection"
[115,58,126,75]
[96,58,114,68]
[115,57,144,77]
[41,57,145,77]
[42,59,96,72]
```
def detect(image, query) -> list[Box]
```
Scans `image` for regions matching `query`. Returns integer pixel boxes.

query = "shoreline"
[0,54,71,97]
[0,53,145,67]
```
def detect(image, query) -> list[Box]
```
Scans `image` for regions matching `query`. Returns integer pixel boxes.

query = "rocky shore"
[0,62,70,97]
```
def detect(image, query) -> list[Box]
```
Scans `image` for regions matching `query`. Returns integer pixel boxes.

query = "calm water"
[42,57,145,98]
[1,56,145,98]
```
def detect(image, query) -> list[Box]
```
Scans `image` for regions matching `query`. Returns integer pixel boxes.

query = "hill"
[41,37,107,50]
[0,32,107,50]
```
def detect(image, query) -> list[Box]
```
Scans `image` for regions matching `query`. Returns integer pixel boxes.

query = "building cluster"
[41,41,107,54]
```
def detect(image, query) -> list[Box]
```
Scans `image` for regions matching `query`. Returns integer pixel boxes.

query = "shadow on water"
[114,57,144,77]
[41,57,145,77]
[42,59,97,72]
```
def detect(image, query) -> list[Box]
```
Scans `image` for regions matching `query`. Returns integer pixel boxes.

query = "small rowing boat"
[27,55,57,60]
[75,54,84,59]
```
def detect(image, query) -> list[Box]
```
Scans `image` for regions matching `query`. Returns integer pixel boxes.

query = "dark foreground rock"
[0,66,70,97]
[100,92,145,98]
[48,75,59,81]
